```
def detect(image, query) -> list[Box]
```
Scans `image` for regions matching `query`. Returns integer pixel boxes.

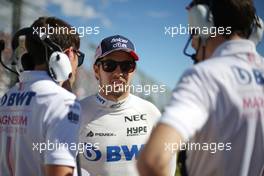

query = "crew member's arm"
[138,123,183,176]
[44,95,81,176]
[138,67,213,176]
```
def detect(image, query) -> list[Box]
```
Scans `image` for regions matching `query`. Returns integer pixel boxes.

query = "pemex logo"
[86,131,94,137]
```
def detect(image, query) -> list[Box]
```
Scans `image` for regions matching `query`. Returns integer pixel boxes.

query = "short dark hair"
[193,0,256,38]
[25,17,80,66]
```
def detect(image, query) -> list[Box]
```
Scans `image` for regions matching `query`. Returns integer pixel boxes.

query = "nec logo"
[1,91,36,106]
[83,144,144,162]
[232,66,264,85]
[124,114,147,122]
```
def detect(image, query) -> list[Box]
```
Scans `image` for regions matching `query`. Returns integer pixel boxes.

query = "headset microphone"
[183,35,198,64]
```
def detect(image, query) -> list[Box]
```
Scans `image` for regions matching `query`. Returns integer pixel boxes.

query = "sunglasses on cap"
[73,49,85,67]
[96,59,136,73]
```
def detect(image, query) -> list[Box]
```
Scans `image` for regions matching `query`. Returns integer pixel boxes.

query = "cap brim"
[97,48,139,61]
[130,50,139,61]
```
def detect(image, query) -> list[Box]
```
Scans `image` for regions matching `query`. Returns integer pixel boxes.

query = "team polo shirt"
[0,71,81,176]
[160,40,264,176]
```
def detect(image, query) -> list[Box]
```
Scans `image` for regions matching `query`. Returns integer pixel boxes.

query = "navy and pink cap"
[94,35,139,62]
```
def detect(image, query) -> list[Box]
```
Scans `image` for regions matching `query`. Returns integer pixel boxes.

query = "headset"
[183,0,264,64]
[10,27,72,82]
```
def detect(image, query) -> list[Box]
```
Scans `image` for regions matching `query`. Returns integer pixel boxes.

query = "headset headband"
[12,27,63,52]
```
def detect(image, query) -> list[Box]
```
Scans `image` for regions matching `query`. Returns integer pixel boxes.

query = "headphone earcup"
[49,51,72,82]
[188,4,214,40]
[249,16,264,46]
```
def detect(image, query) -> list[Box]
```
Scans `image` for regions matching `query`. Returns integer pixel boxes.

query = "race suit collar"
[212,39,257,59]
[95,93,130,109]
[19,71,53,83]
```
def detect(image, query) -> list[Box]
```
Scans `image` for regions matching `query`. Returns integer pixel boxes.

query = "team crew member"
[79,35,176,176]
[138,0,264,176]
[0,17,84,176]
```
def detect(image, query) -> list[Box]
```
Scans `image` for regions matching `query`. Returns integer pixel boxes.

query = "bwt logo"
[83,146,102,161]
[83,144,144,162]
[232,66,264,85]
[1,91,36,106]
